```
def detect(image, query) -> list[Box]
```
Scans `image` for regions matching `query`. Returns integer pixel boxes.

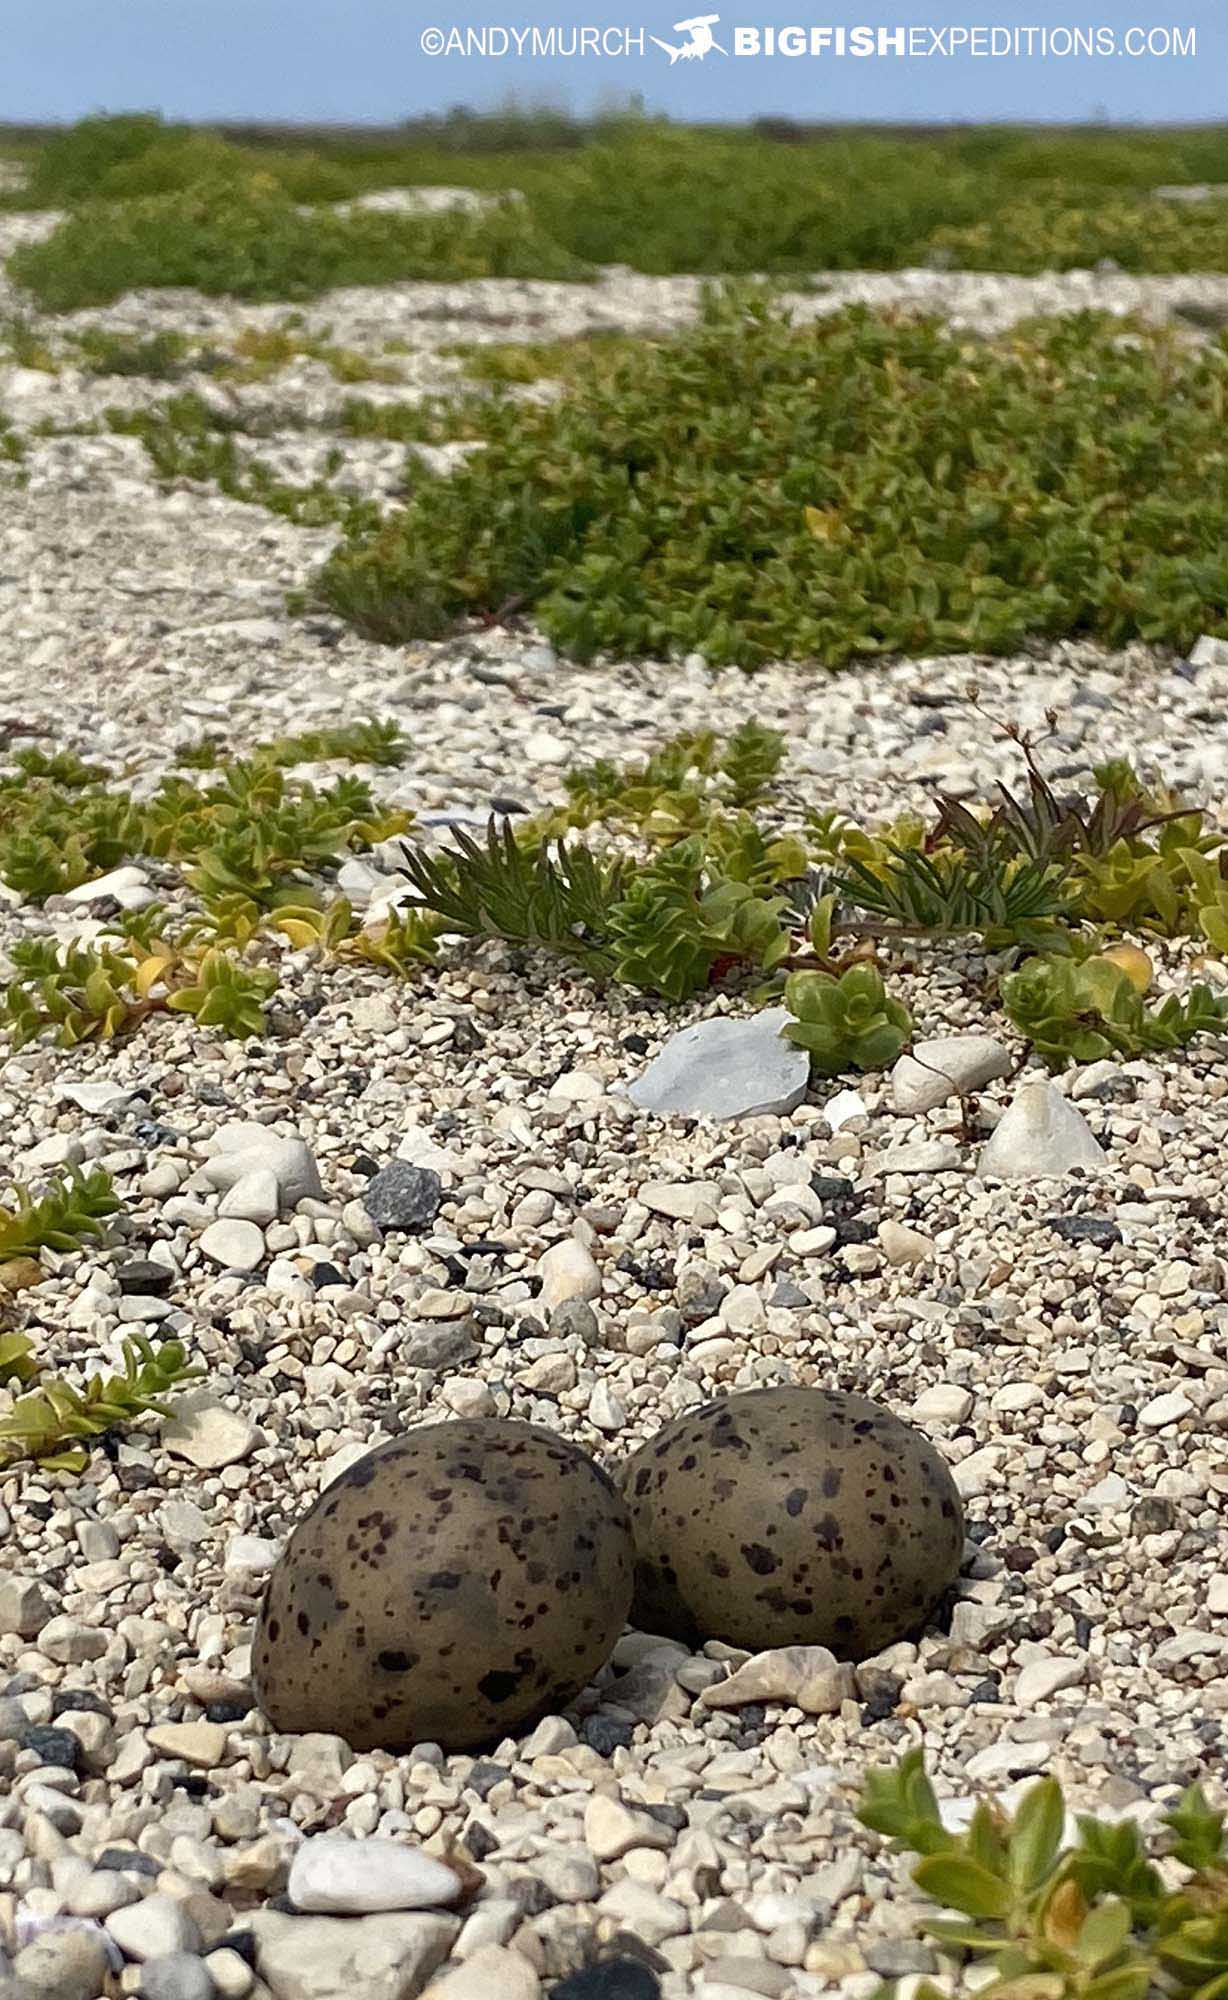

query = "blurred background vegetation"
[6,110,1228,307]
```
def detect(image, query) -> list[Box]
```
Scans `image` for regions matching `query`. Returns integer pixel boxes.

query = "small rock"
[537,1239,601,1313]
[199,1220,265,1273]
[869,1139,963,1176]
[288,1837,463,1915]
[583,1794,676,1861]
[38,1615,107,1664]
[13,1927,112,2000]
[0,1574,53,1637]
[978,1078,1107,1179]
[1137,1389,1193,1429]
[140,1955,218,2000]
[878,1220,935,1267]
[64,864,150,906]
[548,1298,599,1343]
[552,1966,660,2000]
[698,1645,856,1715]
[204,1949,253,2000]
[627,1008,809,1121]
[218,1170,281,1226]
[147,1721,231,1767]
[639,1180,720,1225]
[201,1125,322,1210]
[911,1384,973,1424]
[423,1944,540,1999]
[824,1087,868,1131]
[117,1260,175,1297]
[1045,1213,1121,1247]
[362,1162,443,1232]
[891,1035,1012,1114]
[248,1908,458,2000]
[1015,1656,1086,1705]
[107,1895,204,1962]
[162,1397,257,1471]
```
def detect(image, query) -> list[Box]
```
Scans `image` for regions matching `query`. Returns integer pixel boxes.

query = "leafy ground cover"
[5,711,1228,1082]
[7,170,588,309]
[316,297,1228,669]
[10,114,1228,300]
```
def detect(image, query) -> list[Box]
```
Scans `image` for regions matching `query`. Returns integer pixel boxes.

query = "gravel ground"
[3,232,1228,2000]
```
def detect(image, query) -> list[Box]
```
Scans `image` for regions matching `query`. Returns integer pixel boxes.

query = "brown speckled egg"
[253,1419,634,1751]
[619,1388,963,1658]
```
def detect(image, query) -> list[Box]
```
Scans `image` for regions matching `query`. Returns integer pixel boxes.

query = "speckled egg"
[253,1419,634,1751]
[619,1388,964,1658]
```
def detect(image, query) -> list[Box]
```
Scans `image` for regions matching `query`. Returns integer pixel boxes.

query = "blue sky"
[4,0,1222,126]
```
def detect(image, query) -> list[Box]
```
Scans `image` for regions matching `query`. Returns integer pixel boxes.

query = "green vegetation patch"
[17,115,1228,282]
[8,173,590,311]
[316,298,1228,670]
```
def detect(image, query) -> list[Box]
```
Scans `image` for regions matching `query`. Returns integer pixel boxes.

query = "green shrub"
[23,112,169,205]
[9,174,588,310]
[317,298,1228,669]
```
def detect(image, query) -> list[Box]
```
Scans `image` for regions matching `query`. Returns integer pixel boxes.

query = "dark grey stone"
[361,1162,442,1232]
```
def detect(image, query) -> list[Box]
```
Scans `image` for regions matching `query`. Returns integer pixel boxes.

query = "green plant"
[317,301,1228,671]
[0,1169,121,1264]
[0,1332,41,1385]
[782,964,912,1074]
[72,327,192,379]
[856,1749,1228,2000]
[0,1333,204,1473]
[274,896,439,974]
[399,820,626,976]
[1000,954,1228,1069]
[165,949,277,1037]
[836,843,1075,953]
[1,938,155,1046]
[9,174,589,312]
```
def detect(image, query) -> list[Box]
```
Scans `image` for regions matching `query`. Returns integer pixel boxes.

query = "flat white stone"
[628,1007,809,1121]
[162,1395,257,1471]
[289,1836,462,1916]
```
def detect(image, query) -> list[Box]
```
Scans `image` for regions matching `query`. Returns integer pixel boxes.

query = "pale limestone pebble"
[534,1238,601,1313]
[247,1908,459,2000]
[977,1076,1108,1179]
[199,1124,323,1210]
[287,1837,462,1915]
[891,1034,1013,1114]
[199,1219,266,1273]
[698,1646,857,1715]
[161,1396,258,1471]
[421,1945,540,1999]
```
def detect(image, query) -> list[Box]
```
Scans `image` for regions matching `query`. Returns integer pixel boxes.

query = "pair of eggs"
[253,1387,964,1751]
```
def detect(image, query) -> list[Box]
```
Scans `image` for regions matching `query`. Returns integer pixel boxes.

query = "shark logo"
[650,12,727,60]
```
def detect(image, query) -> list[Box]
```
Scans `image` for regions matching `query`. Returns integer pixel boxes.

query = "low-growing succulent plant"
[165,949,277,1037]
[0,1333,204,1473]
[857,1749,1228,2000]
[274,895,439,975]
[0,1168,121,1264]
[1000,954,1228,1070]
[0,1331,41,1385]
[782,964,912,1075]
